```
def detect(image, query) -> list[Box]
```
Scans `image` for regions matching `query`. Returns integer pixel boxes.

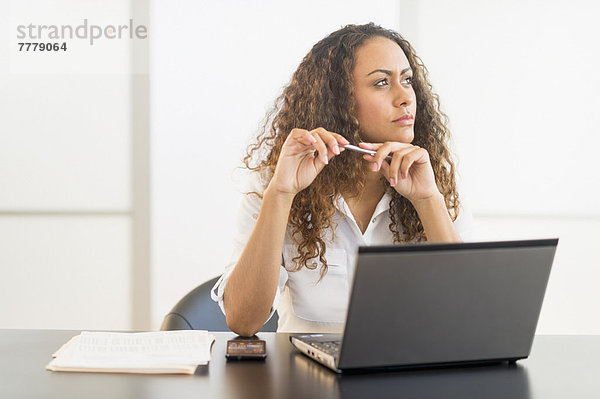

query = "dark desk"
[2,330,599,398]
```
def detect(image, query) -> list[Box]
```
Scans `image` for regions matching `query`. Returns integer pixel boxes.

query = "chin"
[360,128,414,144]
[393,130,414,144]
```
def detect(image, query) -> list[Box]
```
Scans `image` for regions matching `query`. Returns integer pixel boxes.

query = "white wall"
[404,0,600,333]
[149,0,402,329]
[0,0,138,330]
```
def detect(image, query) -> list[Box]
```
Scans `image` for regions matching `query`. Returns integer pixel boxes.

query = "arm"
[223,128,349,336]
[412,193,461,243]
[223,186,294,336]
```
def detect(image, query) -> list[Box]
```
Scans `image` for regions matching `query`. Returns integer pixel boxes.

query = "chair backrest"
[160,276,278,332]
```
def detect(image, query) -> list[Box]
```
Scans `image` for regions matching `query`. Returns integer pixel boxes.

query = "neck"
[363,170,387,202]
[343,163,387,205]
[341,165,388,235]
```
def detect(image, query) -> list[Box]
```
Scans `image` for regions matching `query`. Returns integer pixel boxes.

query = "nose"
[391,83,414,108]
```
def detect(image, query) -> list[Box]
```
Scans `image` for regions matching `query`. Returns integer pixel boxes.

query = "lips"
[393,114,414,124]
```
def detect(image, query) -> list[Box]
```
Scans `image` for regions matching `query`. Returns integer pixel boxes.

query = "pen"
[342,144,393,161]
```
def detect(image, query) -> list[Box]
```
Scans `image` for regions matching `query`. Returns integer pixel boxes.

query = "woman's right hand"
[268,127,349,196]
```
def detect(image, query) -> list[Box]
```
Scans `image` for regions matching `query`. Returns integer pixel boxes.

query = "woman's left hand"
[359,142,440,203]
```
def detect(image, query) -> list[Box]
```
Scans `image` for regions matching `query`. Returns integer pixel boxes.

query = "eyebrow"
[367,67,412,77]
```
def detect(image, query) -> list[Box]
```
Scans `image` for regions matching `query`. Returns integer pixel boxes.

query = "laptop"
[290,239,558,373]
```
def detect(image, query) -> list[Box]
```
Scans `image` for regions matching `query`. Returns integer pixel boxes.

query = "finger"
[290,128,309,139]
[399,148,424,178]
[362,153,379,172]
[360,141,413,151]
[389,148,413,186]
[315,129,342,156]
[313,128,350,155]
[313,128,350,146]
[311,131,329,164]
[291,129,317,146]
[379,159,390,180]
[331,132,350,146]
[371,142,396,171]
[358,142,382,150]
[363,152,393,177]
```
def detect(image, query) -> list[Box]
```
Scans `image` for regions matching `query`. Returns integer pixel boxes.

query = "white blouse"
[211,171,474,333]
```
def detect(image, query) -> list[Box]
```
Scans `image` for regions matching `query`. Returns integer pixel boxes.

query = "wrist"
[264,183,296,205]
[410,192,445,213]
[409,192,460,243]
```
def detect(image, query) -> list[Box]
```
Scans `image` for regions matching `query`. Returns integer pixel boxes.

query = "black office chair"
[160,276,278,332]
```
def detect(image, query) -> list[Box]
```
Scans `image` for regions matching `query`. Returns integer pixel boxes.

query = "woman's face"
[352,37,417,144]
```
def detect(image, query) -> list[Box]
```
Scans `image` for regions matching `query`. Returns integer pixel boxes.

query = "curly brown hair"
[243,23,460,276]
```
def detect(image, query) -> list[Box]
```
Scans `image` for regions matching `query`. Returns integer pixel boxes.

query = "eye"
[374,78,388,87]
[402,76,414,85]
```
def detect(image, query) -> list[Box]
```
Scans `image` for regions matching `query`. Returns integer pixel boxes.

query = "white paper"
[47,330,215,372]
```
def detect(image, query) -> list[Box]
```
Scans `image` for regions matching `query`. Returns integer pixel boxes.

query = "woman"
[211,23,472,336]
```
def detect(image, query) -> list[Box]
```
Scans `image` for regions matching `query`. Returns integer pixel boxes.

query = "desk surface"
[2,329,599,399]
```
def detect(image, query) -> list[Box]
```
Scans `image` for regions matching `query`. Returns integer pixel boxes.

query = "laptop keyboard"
[310,340,341,356]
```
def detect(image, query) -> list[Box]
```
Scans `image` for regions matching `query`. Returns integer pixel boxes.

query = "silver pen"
[342,144,393,161]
